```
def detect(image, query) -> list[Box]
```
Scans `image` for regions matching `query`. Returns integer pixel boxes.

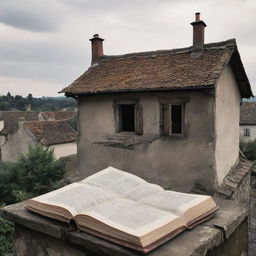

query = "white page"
[81,166,147,195]
[124,183,163,201]
[80,198,181,237]
[141,190,210,216]
[33,183,117,216]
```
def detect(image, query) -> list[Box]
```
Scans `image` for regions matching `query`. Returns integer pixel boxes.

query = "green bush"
[240,139,256,161]
[0,144,65,255]
[0,144,65,206]
[18,144,64,196]
[0,217,14,255]
[0,162,23,205]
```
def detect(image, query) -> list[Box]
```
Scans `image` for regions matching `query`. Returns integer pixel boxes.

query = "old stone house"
[1,120,77,161]
[240,102,256,141]
[1,13,254,256]
[0,110,77,159]
[0,111,39,147]
[62,13,252,194]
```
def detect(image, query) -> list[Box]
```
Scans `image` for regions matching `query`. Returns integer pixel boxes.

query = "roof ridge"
[101,39,237,61]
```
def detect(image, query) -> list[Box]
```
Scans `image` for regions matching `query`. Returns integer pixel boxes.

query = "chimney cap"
[90,34,104,41]
[191,12,207,27]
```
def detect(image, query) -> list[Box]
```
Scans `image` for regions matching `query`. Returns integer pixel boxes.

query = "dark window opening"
[161,104,183,136]
[171,105,182,134]
[120,104,135,132]
[244,128,250,137]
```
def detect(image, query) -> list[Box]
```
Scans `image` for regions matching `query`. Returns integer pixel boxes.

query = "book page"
[77,198,182,237]
[124,183,163,201]
[141,190,210,216]
[81,166,148,195]
[32,183,117,216]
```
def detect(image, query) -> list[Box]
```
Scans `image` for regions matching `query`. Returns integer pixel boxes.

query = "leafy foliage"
[0,144,65,254]
[0,145,65,205]
[0,92,77,111]
[0,217,14,255]
[18,145,64,195]
[0,162,22,205]
[240,139,256,161]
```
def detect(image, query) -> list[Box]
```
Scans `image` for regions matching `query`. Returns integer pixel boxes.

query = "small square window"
[244,128,250,137]
[161,104,184,136]
[113,101,143,135]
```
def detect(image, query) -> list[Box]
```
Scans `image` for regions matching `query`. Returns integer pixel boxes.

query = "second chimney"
[190,13,207,58]
[90,34,104,65]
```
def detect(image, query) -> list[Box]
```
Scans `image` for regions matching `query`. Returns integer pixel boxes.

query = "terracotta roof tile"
[0,111,39,135]
[40,111,77,121]
[240,102,256,125]
[61,39,252,98]
[23,120,78,146]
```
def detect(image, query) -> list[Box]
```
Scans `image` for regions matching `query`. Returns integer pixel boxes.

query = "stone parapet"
[0,199,248,256]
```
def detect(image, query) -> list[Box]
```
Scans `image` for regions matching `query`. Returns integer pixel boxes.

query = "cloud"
[0,0,255,96]
[0,0,65,32]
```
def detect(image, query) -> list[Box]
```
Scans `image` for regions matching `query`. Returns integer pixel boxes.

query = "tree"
[0,144,65,206]
[18,144,64,196]
[6,92,12,99]
[0,145,65,255]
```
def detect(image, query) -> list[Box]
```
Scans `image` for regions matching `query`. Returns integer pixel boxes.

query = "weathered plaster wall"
[1,127,36,162]
[78,91,216,192]
[50,142,77,159]
[215,65,241,185]
[240,125,256,141]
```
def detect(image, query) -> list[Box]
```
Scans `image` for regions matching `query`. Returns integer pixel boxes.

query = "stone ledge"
[93,134,160,149]
[0,199,248,256]
[217,154,253,200]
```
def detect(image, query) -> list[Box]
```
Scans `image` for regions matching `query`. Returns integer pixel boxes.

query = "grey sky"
[0,0,255,97]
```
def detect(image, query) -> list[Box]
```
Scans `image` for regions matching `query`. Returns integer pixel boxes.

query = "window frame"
[243,128,250,137]
[159,98,188,137]
[113,100,143,135]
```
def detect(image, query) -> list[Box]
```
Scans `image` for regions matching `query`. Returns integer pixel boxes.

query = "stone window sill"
[93,133,160,149]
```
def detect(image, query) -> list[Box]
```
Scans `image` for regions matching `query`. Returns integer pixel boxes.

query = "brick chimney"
[190,13,207,58]
[90,34,104,65]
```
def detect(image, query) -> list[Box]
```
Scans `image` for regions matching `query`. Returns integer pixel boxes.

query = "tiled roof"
[23,120,78,146]
[0,111,39,135]
[240,102,256,125]
[61,39,252,98]
[40,111,77,121]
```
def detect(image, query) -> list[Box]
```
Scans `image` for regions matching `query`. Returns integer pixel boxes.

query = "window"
[119,104,135,132]
[161,104,184,136]
[113,101,143,135]
[244,128,250,137]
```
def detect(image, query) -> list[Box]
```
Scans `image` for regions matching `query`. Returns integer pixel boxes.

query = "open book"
[26,167,218,253]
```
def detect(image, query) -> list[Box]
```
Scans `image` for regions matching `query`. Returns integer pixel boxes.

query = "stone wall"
[11,217,249,256]
[14,225,97,256]
[0,200,249,256]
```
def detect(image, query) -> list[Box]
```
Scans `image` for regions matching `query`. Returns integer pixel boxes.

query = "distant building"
[0,111,77,160]
[0,111,39,147]
[240,102,256,141]
[1,120,77,161]
[61,13,252,193]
